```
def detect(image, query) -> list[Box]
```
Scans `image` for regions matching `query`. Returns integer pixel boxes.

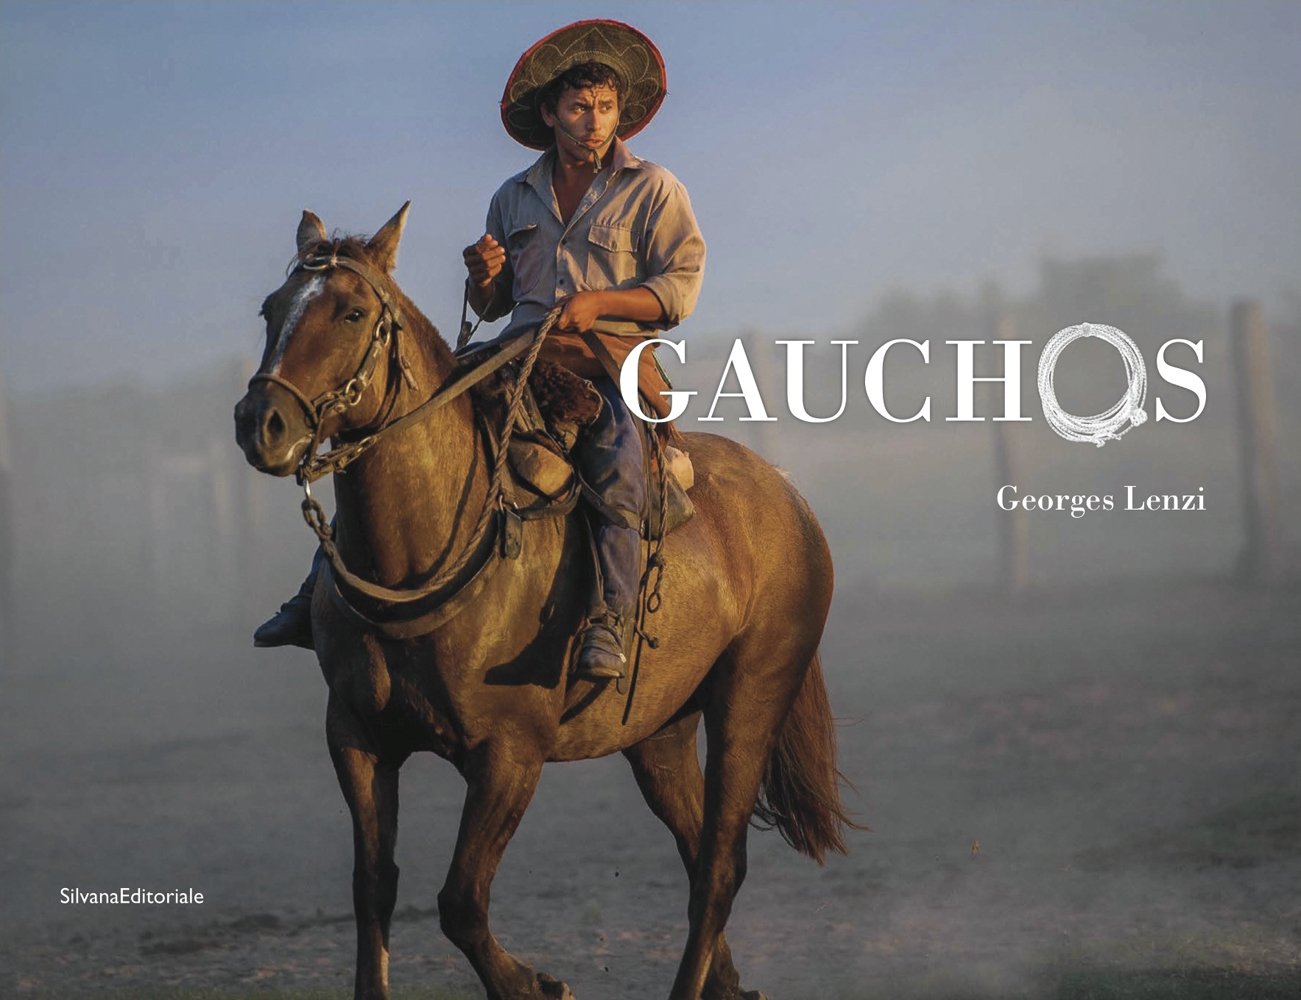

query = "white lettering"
[1155,339,1207,423]
[865,339,931,422]
[777,340,857,423]
[699,339,777,422]
[947,340,1033,422]
[620,339,696,423]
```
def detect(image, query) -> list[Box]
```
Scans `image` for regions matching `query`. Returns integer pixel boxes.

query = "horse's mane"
[291,235,456,370]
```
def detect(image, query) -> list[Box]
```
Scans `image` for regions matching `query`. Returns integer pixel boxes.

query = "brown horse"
[233,204,853,1000]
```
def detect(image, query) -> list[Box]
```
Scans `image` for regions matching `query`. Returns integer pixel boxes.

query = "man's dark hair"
[537,61,623,116]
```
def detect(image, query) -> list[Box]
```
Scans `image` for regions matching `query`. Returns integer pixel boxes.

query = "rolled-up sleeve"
[476,189,516,322]
[638,178,706,328]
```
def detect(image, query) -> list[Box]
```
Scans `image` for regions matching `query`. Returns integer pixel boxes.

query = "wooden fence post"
[1229,300,1282,583]
[0,370,13,650]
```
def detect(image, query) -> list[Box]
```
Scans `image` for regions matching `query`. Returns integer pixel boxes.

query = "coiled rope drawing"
[1037,322,1147,447]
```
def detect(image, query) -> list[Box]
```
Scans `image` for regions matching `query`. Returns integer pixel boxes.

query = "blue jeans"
[577,377,645,615]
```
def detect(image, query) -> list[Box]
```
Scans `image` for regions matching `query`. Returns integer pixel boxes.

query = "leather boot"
[252,548,321,650]
[576,608,630,680]
[575,522,641,681]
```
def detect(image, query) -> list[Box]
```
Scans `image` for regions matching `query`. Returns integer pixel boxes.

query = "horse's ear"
[297,210,328,253]
[367,201,410,273]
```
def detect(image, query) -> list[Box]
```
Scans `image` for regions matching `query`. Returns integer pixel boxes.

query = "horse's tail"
[752,651,861,864]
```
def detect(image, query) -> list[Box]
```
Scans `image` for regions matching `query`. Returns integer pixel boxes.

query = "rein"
[249,248,561,615]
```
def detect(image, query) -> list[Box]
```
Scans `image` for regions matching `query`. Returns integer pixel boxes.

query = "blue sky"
[2,1,1299,391]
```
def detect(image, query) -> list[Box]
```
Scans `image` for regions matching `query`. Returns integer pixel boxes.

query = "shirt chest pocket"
[585,223,641,290]
[507,223,543,297]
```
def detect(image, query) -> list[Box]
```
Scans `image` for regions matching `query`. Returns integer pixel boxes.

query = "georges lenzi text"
[619,323,1204,448]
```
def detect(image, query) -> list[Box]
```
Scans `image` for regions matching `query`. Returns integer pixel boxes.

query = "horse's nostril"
[264,407,286,443]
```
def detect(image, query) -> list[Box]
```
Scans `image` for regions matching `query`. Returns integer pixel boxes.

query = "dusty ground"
[2,581,1299,999]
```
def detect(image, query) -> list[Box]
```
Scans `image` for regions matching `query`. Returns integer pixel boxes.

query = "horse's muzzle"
[234,384,311,476]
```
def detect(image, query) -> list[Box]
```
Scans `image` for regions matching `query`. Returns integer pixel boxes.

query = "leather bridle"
[248,249,539,487]
[244,248,563,629]
[247,250,413,485]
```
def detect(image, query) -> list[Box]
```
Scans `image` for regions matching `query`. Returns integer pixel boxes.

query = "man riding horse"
[254,19,705,681]
[236,24,848,998]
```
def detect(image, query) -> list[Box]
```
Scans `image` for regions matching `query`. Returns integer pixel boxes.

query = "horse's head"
[234,203,412,476]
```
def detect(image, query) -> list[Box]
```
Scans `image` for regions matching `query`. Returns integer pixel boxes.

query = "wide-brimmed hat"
[500,19,666,150]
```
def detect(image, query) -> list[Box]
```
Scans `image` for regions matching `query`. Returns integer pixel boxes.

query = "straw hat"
[500,19,666,150]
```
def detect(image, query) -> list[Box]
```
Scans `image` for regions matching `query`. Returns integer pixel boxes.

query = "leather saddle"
[460,344,695,539]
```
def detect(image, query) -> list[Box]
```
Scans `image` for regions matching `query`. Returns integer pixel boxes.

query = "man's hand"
[555,291,606,333]
[462,234,506,289]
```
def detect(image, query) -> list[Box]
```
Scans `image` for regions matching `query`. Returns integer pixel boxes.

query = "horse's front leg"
[328,698,403,1000]
[439,743,571,1000]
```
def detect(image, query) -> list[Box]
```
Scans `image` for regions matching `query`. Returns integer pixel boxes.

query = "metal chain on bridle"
[250,248,560,605]
[249,252,409,485]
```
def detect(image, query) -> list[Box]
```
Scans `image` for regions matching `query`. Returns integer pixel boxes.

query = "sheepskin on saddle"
[467,354,694,537]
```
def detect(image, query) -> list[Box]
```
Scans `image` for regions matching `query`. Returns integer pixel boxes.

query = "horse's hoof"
[537,972,576,999]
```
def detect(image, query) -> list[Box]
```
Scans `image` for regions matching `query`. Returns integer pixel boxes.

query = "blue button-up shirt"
[480,138,706,352]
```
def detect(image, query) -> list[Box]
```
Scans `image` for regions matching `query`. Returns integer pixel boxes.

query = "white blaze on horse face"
[268,275,326,373]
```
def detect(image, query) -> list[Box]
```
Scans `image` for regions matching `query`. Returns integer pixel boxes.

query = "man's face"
[541,83,620,155]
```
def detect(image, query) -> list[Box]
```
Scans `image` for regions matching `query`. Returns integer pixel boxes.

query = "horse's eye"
[345,309,366,323]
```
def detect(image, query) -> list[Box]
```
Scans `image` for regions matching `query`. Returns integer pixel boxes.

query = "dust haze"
[2,252,1299,998]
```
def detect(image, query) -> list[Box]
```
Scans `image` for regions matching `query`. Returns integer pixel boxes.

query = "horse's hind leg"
[438,743,572,1000]
[624,713,765,1000]
[668,639,814,1000]
[328,698,403,1000]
